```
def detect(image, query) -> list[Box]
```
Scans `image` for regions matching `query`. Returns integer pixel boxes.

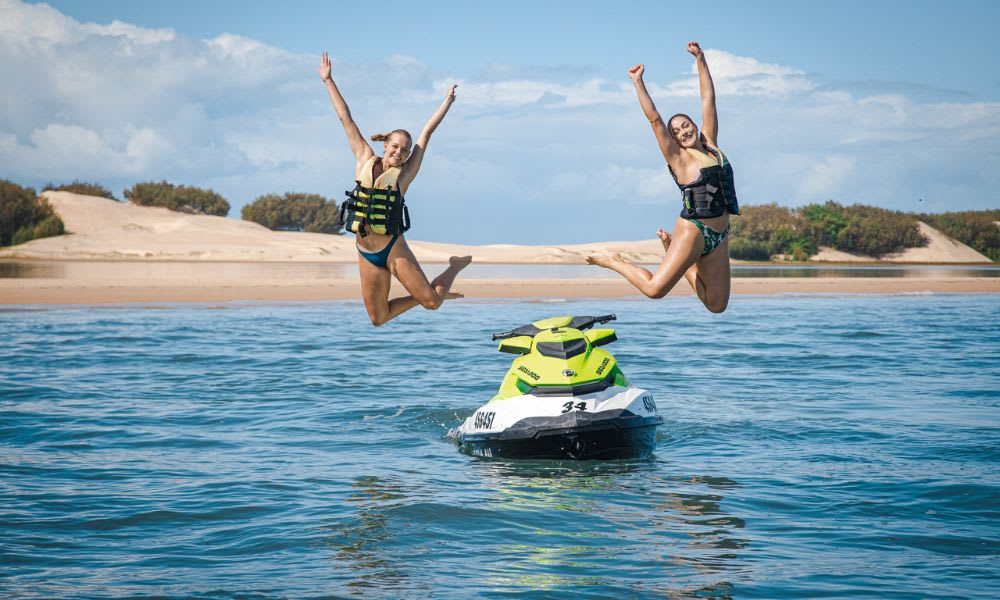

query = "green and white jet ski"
[458,315,662,460]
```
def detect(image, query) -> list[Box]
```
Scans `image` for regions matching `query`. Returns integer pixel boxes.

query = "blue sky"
[3,0,999,243]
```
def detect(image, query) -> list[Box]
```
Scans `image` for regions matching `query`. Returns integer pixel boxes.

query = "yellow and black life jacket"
[668,145,740,220]
[339,156,411,237]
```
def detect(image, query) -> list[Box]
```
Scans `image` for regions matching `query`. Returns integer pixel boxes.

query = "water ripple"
[1,295,998,597]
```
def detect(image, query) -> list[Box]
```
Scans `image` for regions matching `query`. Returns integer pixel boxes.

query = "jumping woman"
[318,52,471,326]
[587,42,739,313]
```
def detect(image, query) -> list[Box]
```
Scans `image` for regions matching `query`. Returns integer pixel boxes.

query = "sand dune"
[0,191,992,264]
[0,192,671,264]
[811,222,991,263]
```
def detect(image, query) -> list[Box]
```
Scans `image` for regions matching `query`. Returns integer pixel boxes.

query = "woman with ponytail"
[317,52,471,326]
[587,42,740,313]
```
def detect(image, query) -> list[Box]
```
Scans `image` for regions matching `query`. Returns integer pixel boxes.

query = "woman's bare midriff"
[356,230,396,252]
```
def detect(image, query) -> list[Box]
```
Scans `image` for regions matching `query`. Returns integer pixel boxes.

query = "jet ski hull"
[458,386,662,460]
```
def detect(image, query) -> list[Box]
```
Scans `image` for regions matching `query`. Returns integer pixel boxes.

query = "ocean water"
[1,294,998,598]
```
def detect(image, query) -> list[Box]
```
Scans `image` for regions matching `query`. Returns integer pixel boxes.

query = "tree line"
[1,178,997,260]
[728,202,1000,261]
[0,179,346,248]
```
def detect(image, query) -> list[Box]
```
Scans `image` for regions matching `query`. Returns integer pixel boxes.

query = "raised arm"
[317,52,375,165]
[628,64,680,163]
[397,84,457,190]
[687,42,718,145]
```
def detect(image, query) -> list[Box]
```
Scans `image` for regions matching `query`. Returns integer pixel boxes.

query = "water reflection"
[0,261,65,278]
[732,264,1000,278]
[321,475,412,592]
[0,260,357,281]
[1,260,996,281]
[469,459,748,597]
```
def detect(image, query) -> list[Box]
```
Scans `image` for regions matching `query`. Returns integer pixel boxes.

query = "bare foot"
[656,229,672,253]
[585,252,625,269]
[450,255,473,270]
[431,257,472,298]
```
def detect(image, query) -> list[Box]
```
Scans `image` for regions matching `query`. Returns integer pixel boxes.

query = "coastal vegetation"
[1,175,996,260]
[731,202,929,261]
[123,181,230,216]
[44,180,116,200]
[0,179,65,247]
[241,193,343,234]
[917,210,1000,261]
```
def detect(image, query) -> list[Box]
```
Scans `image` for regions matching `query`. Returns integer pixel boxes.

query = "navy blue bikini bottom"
[357,234,400,269]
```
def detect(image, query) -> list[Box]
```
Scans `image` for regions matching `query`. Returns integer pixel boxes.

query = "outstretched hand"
[445,83,458,101]
[686,41,702,57]
[316,52,332,81]
[627,64,645,82]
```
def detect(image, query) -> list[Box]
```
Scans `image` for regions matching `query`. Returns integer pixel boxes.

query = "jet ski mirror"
[584,328,618,347]
[498,335,533,355]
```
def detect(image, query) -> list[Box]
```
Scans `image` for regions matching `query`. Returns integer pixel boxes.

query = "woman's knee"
[705,296,729,313]
[416,292,442,311]
[368,311,389,326]
[366,304,391,326]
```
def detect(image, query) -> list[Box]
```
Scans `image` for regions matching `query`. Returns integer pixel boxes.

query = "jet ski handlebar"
[491,314,617,340]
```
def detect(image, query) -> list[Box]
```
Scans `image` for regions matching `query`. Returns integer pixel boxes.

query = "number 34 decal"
[561,401,588,414]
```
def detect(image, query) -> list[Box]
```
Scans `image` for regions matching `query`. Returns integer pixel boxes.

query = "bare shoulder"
[354,154,375,180]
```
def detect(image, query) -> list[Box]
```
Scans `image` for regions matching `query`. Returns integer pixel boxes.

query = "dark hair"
[370,129,412,145]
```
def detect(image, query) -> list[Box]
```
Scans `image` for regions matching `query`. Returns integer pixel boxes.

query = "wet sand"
[1,263,996,305]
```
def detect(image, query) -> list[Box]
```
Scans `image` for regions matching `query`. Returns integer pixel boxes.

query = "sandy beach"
[2,271,998,305]
[1,192,996,305]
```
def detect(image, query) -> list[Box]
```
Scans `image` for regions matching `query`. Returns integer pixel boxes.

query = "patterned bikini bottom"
[690,219,730,255]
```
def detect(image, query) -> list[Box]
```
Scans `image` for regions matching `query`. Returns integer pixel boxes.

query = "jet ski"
[457,314,662,460]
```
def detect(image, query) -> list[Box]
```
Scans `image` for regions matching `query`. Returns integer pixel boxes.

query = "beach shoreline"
[1,193,996,305]
[2,262,997,305]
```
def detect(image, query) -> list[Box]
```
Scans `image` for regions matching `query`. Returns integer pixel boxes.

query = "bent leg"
[586,220,704,299]
[388,237,471,311]
[358,253,421,326]
[687,239,732,313]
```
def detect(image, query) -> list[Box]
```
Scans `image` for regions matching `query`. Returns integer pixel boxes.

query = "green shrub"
[728,237,773,261]
[801,201,849,247]
[11,224,35,246]
[241,192,343,234]
[123,181,230,216]
[729,203,814,260]
[0,179,66,247]
[730,201,927,260]
[821,203,925,257]
[33,214,65,239]
[44,180,116,200]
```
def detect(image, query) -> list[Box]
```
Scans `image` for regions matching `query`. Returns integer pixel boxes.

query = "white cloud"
[0,0,997,244]
[661,49,814,98]
[0,0,83,46]
[82,20,175,44]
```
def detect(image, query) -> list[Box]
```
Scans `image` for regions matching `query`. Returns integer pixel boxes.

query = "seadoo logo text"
[517,366,540,380]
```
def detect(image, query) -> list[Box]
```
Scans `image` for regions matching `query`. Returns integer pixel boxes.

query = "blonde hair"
[370,129,412,145]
